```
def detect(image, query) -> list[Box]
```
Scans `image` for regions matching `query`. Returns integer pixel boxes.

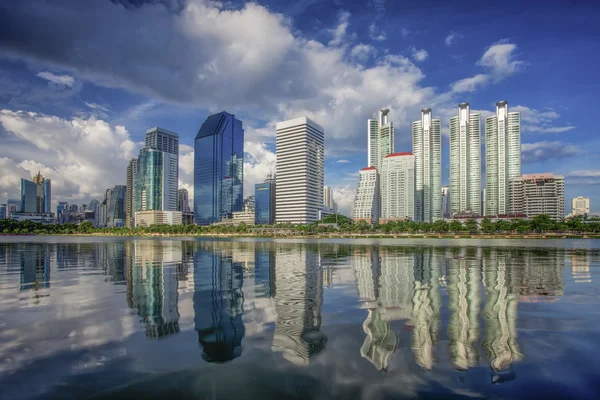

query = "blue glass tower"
[194,112,244,225]
[254,180,275,225]
[20,179,37,213]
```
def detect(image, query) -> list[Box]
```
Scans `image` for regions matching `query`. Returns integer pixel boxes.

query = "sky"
[0,0,599,217]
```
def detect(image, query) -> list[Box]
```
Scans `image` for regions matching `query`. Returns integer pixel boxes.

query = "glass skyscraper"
[194,112,244,225]
[255,179,275,225]
[107,185,127,228]
[20,172,51,214]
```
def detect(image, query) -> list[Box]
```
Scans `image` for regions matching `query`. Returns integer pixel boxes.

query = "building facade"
[20,172,51,214]
[275,117,324,224]
[412,108,442,222]
[106,185,127,228]
[7,199,20,215]
[0,204,6,220]
[368,109,394,170]
[178,188,190,213]
[135,210,182,227]
[126,158,137,228]
[194,112,244,225]
[380,152,415,223]
[255,178,276,225]
[485,101,521,216]
[441,185,451,219]
[450,103,481,216]
[571,196,590,216]
[509,173,565,220]
[352,167,379,223]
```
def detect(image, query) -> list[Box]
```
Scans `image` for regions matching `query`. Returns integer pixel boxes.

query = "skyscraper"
[275,117,324,224]
[178,188,190,213]
[106,185,127,228]
[368,109,394,170]
[450,103,481,216]
[323,186,334,210]
[412,108,442,222]
[255,176,276,225]
[380,152,415,223]
[485,101,521,216]
[0,204,6,220]
[126,158,137,228]
[135,127,179,214]
[194,112,244,225]
[20,172,51,214]
[352,167,379,224]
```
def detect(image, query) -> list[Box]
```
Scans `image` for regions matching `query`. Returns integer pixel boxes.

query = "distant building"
[441,185,451,219]
[182,212,194,225]
[276,117,324,224]
[194,112,244,225]
[412,108,442,222]
[106,185,127,228]
[509,173,565,220]
[11,212,56,224]
[21,172,51,214]
[7,199,20,215]
[57,201,69,224]
[380,152,415,223]
[178,188,190,213]
[353,167,379,224]
[0,204,6,220]
[135,210,182,227]
[126,158,137,228]
[571,196,590,216]
[255,176,276,225]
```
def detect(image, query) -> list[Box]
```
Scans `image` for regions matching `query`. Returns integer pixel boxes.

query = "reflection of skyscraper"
[254,249,276,298]
[19,243,51,292]
[132,241,181,339]
[482,250,522,383]
[447,248,481,371]
[193,247,245,362]
[570,252,592,283]
[272,246,326,365]
[411,249,441,370]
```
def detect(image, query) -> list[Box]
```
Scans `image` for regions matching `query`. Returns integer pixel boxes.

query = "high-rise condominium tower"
[276,117,324,224]
[449,103,481,216]
[368,109,394,170]
[380,152,415,223]
[412,108,441,222]
[485,101,521,216]
[125,158,137,228]
[194,112,244,225]
[352,167,379,224]
[323,186,335,210]
[135,127,179,213]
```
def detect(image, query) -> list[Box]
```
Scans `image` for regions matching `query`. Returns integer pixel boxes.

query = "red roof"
[361,166,376,171]
[385,152,413,158]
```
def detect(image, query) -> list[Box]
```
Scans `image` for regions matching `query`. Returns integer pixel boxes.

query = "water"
[1,236,600,400]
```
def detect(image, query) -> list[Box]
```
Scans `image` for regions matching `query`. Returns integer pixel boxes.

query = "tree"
[531,214,553,233]
[481,218,495,234]
[449,220,464,233]
[465,219,478,234]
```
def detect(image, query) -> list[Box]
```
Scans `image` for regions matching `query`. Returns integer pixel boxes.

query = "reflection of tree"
[193,249,245,362]
[272,246,326,366]
[447,248,480,371]
[411,250,441,370]
[482,250,522,383]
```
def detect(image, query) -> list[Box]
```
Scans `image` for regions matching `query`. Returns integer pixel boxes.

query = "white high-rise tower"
[485,101,521,216]
[276,117,325,224]
[412,108,441,222]
[449,103,481,216]
[368,109,394,170]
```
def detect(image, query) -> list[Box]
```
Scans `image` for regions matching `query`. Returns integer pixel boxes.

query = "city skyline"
[0,1,598,216]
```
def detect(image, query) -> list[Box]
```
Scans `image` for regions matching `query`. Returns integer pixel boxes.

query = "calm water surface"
[1,237,600,399]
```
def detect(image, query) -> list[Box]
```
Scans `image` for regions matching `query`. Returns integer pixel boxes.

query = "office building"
[88,199,100,227]
[0,204,6,220]
[485,101,521,216]
[7,199,20,215]
[571,196,590,216]
[20,172,51,214]
[450,103,481,216]
[255,176,276,225]
[275,117,324,224]
[194,112,244,225]
[353,167,379,224]
[106,185,127,228]
[323,186,334,210]
[380,152,415,223]
[57,201,68,224]
[126,158,137,228]
[368,109,395,170]
[135,210,182,227]
[509,173,565,220]
[441,185,451,219]
[135,127,179,214]
[98,188,112,228]
[178,188,190,213]
[412,108,442,222]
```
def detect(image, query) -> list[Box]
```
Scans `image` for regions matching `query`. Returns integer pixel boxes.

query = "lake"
[1,236,599,399]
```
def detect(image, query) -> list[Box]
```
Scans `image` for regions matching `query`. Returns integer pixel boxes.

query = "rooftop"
[361,166,376,171]
[385,152,413,158]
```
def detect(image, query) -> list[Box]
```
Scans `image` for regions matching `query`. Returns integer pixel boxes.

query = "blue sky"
[0,0,599,216]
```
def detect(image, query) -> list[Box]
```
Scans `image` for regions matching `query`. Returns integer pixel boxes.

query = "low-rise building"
[509,173,565,220]
[135,210,182,227]
[10,212,57,224]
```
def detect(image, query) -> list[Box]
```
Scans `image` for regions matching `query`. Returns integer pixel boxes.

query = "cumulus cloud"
[521,141,580,163]
[350,44,376,63]
[329,11,351,47]
[243,141,276,197]
[512,105,575,133]
[36,71,75,88]
[331,184,356,216]
[449,74,489,93]
[335,159,350,163]
[564,170,600,185]
[368,22,386,41]
[477,40,526,80]
[410,47,428,62]
[445,31,463,46]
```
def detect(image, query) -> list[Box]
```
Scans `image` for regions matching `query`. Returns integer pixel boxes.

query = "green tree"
[531,214,553,233]
[449,220,464,233]
[465,219,478,234]
[480,218,495,234]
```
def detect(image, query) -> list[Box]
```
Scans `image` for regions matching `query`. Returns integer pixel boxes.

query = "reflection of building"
[447,249,481,370]
[19,243,51,292]
[482,250,522,383]
[411,250,441,370]
[570,252,592,283]
[193,246,245,362]
[132,241,181,339]
[272,246,326,365]
[194,112,244,225]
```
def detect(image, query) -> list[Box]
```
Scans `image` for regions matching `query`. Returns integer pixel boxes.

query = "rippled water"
[1,237,600,400]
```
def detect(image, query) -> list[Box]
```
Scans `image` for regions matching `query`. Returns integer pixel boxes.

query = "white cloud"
[564,170,600,185]
[335,159,350,163]
[243,141,276,198]
[329,11,351,47]
[36,71,75,88]
[350,44,376,63]
[444,31,463,46]
[368,23,386,41]
[410,47,428,62]
[477,40,526,80]
[450,74,489,93]
[331,185,356,216]
[521,141,580,163]
[512,105,575,133]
